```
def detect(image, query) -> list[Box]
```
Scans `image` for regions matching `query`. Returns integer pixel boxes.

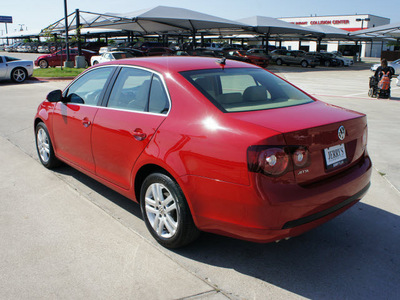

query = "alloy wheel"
[37,128,50,163]
[144,182,178,239]
[12,69,26,82]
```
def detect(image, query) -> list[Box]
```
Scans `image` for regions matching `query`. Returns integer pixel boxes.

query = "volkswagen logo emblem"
[338,126,346,141]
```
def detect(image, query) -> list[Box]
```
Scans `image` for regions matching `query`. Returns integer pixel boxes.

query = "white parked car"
[0,55,33,83]
[330,53,353,66]
[371,59,400,75]
[91,51,134,65]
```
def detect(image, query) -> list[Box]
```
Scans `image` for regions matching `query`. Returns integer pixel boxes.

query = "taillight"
[361,126,368,150]
[248,145,310,177]
[258,148,289,176]
[292,147,309,168]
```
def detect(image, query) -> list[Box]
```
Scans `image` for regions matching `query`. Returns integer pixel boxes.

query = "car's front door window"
[65,67,114,105]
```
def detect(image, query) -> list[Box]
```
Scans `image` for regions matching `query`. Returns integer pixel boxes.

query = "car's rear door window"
[107,67,170,114]
[107,67,152,112]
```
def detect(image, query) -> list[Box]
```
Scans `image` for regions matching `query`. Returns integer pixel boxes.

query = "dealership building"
[277,14,391,57]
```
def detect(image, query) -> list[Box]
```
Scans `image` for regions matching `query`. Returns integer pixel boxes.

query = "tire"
[368,88,374,98]
[35,122,60,169]
[92,60,99,66]
[140,173,200,248]
[276,58,282,66]
[38,59,49,69]
[301,60,308,68]
[11,68,27,83]
[324,60,331,67]
[85,60,89,68]
[338,60,344,67]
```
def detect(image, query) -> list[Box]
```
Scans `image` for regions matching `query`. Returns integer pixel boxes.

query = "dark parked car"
[307,52,341,67]
[146,47,174,56]
[188,48,224,57]
[133,41,163,51]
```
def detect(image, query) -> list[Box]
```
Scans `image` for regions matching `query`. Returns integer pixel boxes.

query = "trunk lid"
[230,101,367,183]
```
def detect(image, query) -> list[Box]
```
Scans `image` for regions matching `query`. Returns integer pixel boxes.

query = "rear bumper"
[282,182,370,229]
[183,153,372,243]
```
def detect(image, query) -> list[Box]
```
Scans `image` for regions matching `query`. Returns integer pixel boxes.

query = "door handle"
[82,118,91,127]
[132,128,147,141]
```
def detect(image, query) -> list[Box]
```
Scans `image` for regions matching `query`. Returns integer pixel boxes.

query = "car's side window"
[65,67,113,105]
[0,57,3,63]
[149,75,169,114]
[107,67,153,112]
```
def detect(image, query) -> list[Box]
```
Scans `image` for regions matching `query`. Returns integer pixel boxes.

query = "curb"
[31,77,75,81]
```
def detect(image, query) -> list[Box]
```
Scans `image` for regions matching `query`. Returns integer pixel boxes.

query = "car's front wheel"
[301,60,309,68]
[140,173,199,248]
[11,68,27,83]
[38,59,49,69]
[276,58,283,66]
[35,122,60,169]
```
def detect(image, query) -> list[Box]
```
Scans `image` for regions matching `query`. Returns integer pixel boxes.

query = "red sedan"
[226,50,269,67]
[34,57,371,248]
[34,48,96,68]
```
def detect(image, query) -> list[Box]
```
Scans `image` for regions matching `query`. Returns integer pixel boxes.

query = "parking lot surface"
[0,62,399,299]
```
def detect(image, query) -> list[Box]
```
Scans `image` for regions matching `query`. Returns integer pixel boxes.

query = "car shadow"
[173,202,400,299]
[0,78,45,86]
[51,164,399,299]
[52,164,142,219]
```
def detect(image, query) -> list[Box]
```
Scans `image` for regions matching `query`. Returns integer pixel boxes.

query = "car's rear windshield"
[180,68,314,112]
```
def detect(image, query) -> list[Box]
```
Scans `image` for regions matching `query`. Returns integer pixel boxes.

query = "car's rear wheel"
[140,173,199,248]
[35,122,60,169]
[92,60,99,65]
[324,60,331,67]
[301,60,308,68]
[11,68,27,83]
[38,59,49,69]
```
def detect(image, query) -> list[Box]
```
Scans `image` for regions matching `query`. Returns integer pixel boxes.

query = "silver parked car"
[271,49,319,68]
[0,55,33,83]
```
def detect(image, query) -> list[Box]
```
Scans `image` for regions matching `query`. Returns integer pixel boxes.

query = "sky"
[1,0,400,34]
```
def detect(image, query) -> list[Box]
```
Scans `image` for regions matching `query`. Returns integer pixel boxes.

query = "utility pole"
[64,0,70,64]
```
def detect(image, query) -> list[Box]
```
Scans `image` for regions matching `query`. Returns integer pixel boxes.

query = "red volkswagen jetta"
[34,57,371,248]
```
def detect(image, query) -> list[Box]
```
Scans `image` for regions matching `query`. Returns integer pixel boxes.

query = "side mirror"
[46,89,63,102]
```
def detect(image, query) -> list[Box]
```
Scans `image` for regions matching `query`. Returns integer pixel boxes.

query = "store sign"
[291,19,350,26]
[0,16,13,23]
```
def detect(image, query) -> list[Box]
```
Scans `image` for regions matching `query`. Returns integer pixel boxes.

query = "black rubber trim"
[282,182,371,229]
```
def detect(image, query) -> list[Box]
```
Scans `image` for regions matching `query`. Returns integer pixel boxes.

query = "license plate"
[324,144,347,169]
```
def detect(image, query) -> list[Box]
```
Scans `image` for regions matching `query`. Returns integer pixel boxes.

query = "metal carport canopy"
[81,5,248,34]
[236,16,321,37]
[349,22,400,38]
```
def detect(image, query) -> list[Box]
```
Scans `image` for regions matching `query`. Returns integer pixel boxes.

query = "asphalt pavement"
[0,59,399,299]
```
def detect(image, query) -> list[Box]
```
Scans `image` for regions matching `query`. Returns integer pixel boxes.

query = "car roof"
[98,56,258,73]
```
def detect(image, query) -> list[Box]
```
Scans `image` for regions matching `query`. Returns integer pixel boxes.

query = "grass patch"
[33,67,85,78]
